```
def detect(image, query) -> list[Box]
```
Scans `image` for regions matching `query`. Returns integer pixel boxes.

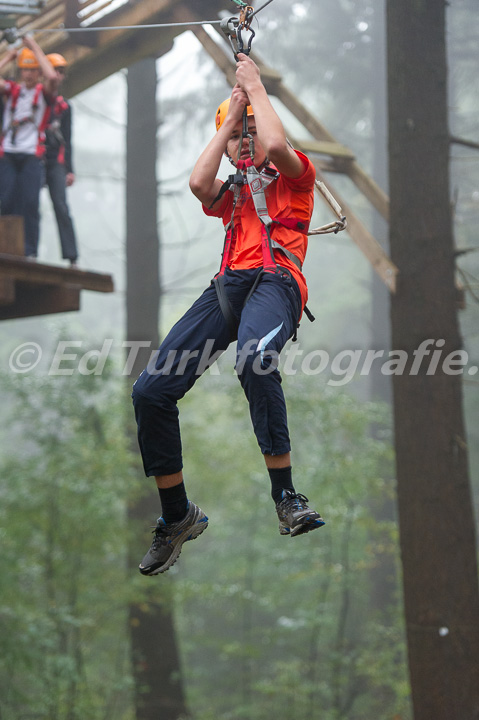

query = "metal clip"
[239,5,254,30]
[220,13,255,59]
[220,16,241,59]
[237,22,255,56]
[2,26,18,44]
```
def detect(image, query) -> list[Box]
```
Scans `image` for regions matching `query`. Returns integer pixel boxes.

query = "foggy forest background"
[0,0,478,718]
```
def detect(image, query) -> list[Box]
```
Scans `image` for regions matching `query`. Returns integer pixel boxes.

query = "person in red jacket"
[0,36,58,258]
[132,53,325,576]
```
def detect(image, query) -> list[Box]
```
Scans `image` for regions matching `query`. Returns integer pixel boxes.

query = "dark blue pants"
[132,268,302,477]
[45,161,78,261]
[0,153,43,256]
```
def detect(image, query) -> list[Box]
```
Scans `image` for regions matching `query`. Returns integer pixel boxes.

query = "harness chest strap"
[213,158,315,335]
[243,159,309,271]
[0,82,52,158]
[217,159,308,276]
[46,96,69,163]
[218,180,243,276]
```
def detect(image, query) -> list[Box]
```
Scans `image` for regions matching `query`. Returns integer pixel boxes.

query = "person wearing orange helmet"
[132,53,324,577]
[44,53,78,266]
[0,35,58,258]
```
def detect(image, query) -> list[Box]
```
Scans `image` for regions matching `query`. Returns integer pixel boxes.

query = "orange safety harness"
[216,156,309,278]
[0,81,53,158]
[211,147,314,339]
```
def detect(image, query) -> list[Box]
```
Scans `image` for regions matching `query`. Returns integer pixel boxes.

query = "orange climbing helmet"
[47,53,68,68]
[215,98,254,131]
[17,48,39,69]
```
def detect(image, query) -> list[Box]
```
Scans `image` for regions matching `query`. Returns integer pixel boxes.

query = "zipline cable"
[10,0,276,37]
[251,0,275,19]
[37,20,223,34]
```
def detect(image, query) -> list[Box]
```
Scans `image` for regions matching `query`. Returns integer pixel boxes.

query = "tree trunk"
[126,57,188,720]
[369,0,397,616]
[386,2,479,718]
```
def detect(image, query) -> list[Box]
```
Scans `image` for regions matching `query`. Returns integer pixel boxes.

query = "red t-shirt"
[203,150,316,309]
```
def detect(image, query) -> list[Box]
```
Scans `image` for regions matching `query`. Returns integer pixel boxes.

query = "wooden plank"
[450,135,479,151]
[260,65,391,221]
[78,0,118,25]
[225,41,391,221]
[0,0,227,85]
[15,0,64,34]
[189,22,236,86]
[0,283,80,320]
[291,137,356,160]
[0,254,114,292]
[0,216,24,255]
[91,0,176,45]
[62,25,176,96]
[63,0,97,47]
[347,163,390,222]
[0,276,15,305]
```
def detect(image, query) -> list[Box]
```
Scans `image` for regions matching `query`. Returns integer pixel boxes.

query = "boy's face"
[21,67,40,89]
[226,117,267,168]
[54,67,65,86]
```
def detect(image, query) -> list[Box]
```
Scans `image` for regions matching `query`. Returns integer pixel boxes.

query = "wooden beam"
[60,2,183,96]
[0,216,24,255]
[0,283,81,320]
[450,135,479,152]
[63,26,176,96]
[312,164,398,292]
[14,0,64,38]
[347,163,390,222]
[0,254,114,292]
[93,0,176,41]
[77,0,117,25]
[291,137,356,161]
[248,50,391,222]
[188,22,237,86]
[0,276,15,305]
[1,0,187,94]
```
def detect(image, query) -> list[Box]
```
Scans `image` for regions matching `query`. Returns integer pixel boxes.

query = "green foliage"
[0,361,137,720]
[0,345,410,720]
[172,370,411,720]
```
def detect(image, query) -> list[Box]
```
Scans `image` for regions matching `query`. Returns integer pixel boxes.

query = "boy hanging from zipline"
[132,52,325,576]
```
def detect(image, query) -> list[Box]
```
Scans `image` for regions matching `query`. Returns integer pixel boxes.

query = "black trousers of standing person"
[45,160,78,262]
[0,153,43,257]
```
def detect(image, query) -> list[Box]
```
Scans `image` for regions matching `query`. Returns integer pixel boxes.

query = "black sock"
[268,466,295,504]
[158,482,188,524]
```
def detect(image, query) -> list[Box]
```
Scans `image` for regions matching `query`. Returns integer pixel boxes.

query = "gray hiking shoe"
[139,501,208,575]
[276,490,325,537]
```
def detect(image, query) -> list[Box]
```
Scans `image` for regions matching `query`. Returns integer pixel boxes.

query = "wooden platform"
[0,217,114,320]
[0,254,114,320]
